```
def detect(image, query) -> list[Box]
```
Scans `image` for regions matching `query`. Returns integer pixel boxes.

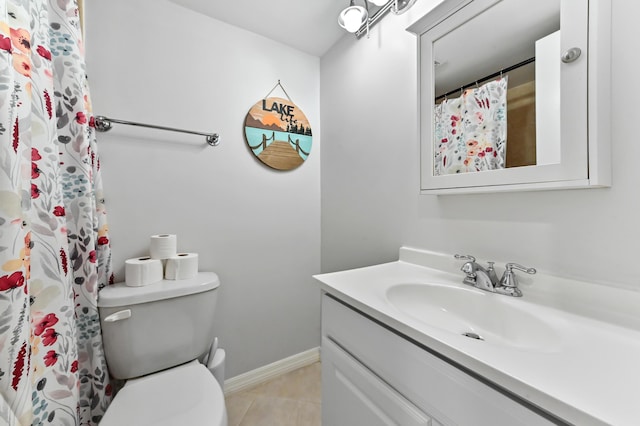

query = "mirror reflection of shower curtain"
[434,77,508,175]
[0,1,113,425]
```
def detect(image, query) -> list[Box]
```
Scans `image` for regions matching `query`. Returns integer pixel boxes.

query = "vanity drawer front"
[322,335,434,426]
[321,294,556,426]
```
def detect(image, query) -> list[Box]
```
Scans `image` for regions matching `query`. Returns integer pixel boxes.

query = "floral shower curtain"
[434,77,508,175]
[0,1,113,425]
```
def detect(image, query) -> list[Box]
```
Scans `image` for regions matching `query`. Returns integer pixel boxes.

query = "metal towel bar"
[94,116,220,146]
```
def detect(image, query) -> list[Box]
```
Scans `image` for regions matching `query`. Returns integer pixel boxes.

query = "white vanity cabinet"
[321,294,559,426]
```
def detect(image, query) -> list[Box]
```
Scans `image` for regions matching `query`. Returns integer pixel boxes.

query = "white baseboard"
[224,347,320,396]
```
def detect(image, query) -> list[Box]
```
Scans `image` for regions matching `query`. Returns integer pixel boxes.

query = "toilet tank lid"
[98,272,220,308]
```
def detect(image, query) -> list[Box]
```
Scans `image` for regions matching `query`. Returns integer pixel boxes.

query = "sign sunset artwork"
[244,96,313,171]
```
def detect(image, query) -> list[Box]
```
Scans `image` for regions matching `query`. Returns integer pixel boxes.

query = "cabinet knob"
[561,47,582,63]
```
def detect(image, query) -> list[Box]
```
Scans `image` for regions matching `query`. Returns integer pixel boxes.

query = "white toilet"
[97,272,227,426]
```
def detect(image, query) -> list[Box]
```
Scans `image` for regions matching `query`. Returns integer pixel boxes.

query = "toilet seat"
[101,360,227,426]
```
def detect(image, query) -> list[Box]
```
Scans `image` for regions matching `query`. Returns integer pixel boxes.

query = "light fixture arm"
[354,0,394,38]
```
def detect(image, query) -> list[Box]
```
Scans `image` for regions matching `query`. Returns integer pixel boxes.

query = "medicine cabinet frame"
[408,0,611,194]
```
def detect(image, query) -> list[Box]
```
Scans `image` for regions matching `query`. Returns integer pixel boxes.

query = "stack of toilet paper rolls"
[124,234,199,287]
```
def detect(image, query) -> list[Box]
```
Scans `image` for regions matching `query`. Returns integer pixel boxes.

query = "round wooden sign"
[244,97,312,170]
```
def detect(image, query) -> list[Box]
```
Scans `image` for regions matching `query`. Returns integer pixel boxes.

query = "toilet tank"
[98,272,220,380]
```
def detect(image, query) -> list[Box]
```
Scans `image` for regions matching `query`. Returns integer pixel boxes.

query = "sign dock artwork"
[244,97,313,171]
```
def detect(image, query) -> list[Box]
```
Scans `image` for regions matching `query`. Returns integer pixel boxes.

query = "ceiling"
[169,0,350,57]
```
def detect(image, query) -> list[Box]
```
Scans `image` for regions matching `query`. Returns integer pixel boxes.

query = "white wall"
[85,0,321,378]
[321,1,640,291]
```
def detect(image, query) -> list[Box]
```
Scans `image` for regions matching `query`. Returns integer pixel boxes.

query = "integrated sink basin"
[386,283,563,351]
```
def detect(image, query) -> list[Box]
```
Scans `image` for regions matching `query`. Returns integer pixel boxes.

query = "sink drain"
[462,332,484,341]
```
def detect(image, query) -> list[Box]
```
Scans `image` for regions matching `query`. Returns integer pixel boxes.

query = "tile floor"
[225,362,321,426]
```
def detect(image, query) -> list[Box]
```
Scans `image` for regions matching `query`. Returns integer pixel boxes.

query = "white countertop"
[314,247,640,426]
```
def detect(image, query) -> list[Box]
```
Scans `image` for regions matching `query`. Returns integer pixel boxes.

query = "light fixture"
[338,1,369,34]
[338,0,417,38]
[394,0,417,15]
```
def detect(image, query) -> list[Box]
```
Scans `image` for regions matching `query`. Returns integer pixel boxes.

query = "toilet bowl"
[98,273,227,425]
[101,361,226,426]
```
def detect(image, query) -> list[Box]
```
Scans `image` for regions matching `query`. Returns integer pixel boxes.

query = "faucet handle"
[454,254,476,262]
[506,263,537,275]
[500,263,536,288]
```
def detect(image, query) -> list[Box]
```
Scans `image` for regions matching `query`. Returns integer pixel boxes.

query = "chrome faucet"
[454,254,536,297]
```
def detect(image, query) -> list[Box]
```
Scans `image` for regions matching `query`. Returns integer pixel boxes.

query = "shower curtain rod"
[435,56,535,101]
[94,115,220,146]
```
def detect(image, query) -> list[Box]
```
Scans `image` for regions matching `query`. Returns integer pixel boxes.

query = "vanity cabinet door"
[322,336,433,426]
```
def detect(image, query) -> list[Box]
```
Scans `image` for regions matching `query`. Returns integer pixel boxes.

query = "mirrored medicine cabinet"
[408,0,611,194]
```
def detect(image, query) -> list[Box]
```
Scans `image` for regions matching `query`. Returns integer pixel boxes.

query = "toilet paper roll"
[164,253,199,280]
[149,234,177,259]
[125,257,164,287]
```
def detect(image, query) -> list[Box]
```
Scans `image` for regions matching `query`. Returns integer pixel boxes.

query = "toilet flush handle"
[103,309,131,322]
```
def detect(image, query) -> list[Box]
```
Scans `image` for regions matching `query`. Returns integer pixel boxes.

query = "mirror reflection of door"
[433,0,560,175]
